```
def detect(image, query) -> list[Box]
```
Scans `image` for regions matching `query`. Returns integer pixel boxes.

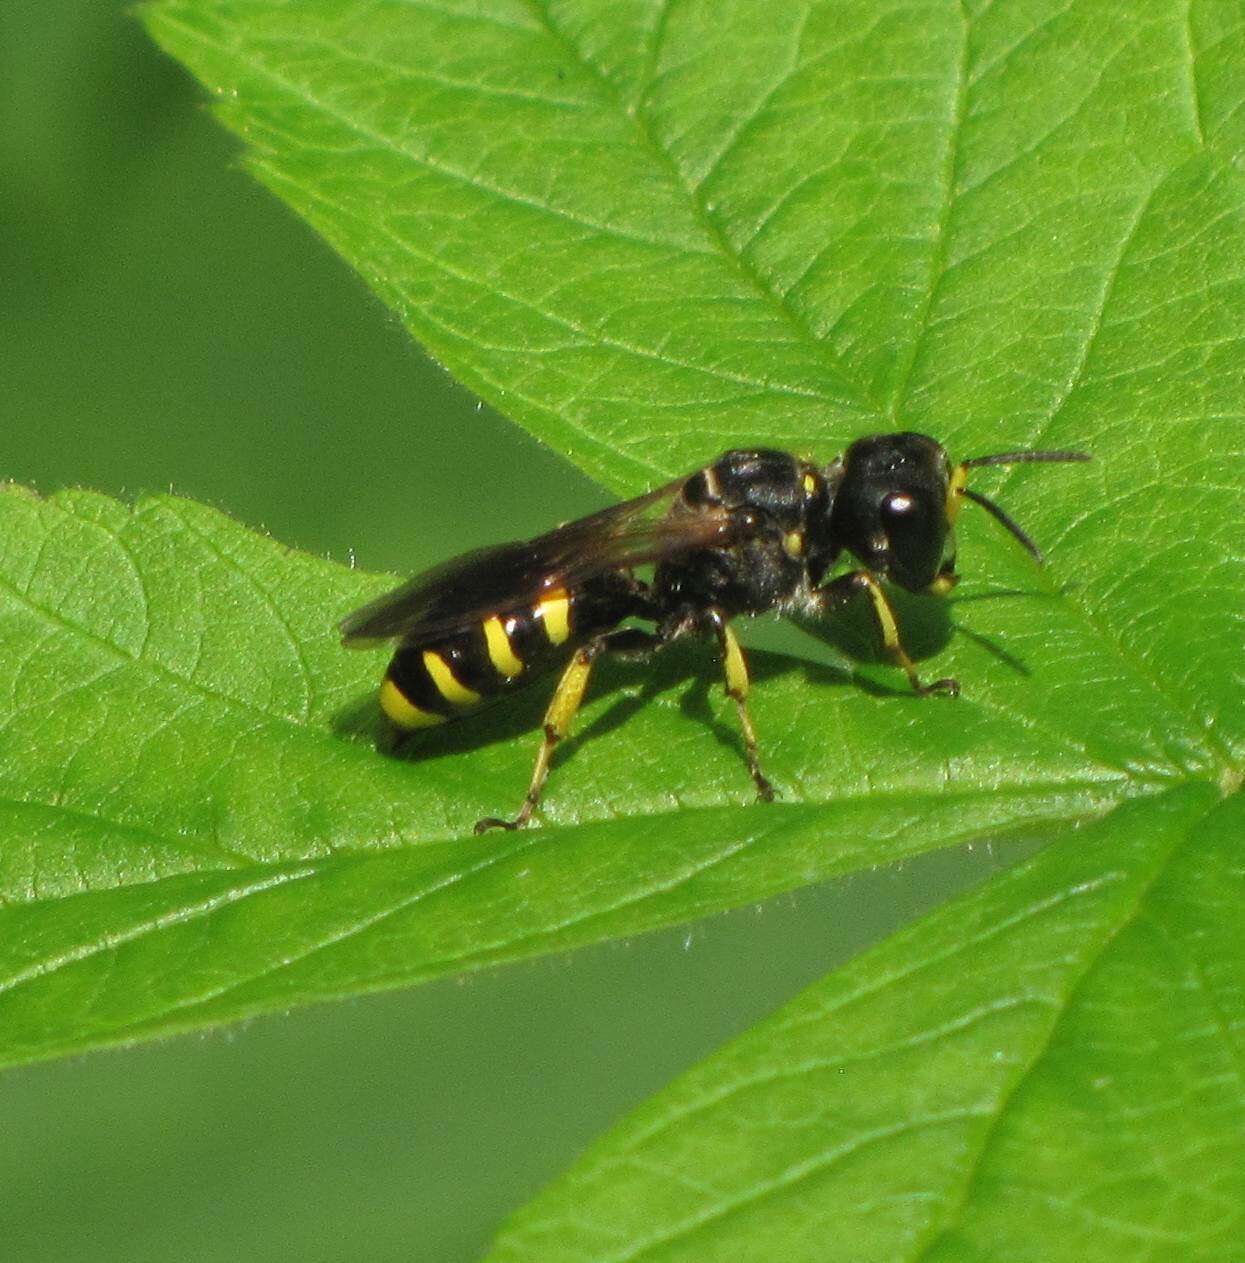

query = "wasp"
[341,432,1089,833]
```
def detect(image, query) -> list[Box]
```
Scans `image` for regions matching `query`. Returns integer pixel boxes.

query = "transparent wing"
[339,475,741,647]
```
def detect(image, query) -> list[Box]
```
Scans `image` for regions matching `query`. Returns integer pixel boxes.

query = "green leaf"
[0,0,1236,1181]
[0,482,1113,1067]
[487,783,1245,1262]
[137,0,1244,765]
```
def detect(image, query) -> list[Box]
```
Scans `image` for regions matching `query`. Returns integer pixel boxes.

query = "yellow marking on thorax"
[537,588,571,645]
[423,650,481,706]
[484,616,524,677]
[946,463,968,524]
[802,472,817,495]
[783,530,804,558]
[380,678,446,729]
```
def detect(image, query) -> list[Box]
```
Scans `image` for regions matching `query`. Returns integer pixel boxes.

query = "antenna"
[960,488,1045,562]
[962,450,1090,468]
[955,448,1090,562]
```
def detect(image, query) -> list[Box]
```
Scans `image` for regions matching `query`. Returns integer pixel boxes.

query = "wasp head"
[825,432,953,591]
[823,432,1091,591]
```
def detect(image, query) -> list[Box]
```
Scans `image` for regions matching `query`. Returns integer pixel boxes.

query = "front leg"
[928,560,960,597]
[814,571,959,697]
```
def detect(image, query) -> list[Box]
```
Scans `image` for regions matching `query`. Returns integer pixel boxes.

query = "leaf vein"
[889,0,969,418]
[522,0,884,415]
[908,794,1219,1260]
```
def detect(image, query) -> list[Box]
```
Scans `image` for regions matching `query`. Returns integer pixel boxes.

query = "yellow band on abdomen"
[380,678,446,729]
[423,650,481,707]
[484,616,524,678]
[537,588,571,645]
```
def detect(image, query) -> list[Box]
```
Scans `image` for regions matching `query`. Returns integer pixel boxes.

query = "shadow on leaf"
[328,572,1055,774]
[330,619,912,776]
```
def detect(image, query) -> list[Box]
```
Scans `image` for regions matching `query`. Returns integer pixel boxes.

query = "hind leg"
[702,608,775,802]
[474,628,662,833]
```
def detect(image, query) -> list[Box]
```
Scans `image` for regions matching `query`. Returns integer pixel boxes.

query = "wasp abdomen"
[379,586,587,730]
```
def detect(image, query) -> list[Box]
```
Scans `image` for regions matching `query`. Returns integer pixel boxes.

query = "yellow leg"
[708,610,776,801]
[820,572,959,697]
[927,569,960,597]
[474,641,600,833]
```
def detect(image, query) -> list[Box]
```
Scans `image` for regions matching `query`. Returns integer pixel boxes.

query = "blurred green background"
[1,5,1024,1259]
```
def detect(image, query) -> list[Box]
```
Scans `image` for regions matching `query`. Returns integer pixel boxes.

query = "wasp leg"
[816,571,959,697]
[927,561,960,597]
[474,628,662,833]
[704,608,776,802]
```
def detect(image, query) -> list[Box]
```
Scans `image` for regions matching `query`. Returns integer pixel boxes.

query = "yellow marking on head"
[802,472,817,495]
[422,650,481,707]
[380,678,446,729]
[537,588,571,645]
[946,463,968,524]
[783,530,804,558]
[721,623,750,699]
[484,616,524,678]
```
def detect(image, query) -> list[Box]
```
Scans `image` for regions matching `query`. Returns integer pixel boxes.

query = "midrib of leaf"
[903,793,1209,1262]
[303,786,1082,976]
[1179,0,1208,146]
[0,777,1099,982]
[0,775,1116,1069]
[885,0,968,419]
[0,863,320,996]
[525,0,886,414]
[2,741,1123,892]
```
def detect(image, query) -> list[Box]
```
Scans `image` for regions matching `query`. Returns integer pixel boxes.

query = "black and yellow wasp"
[341,432,1088,832]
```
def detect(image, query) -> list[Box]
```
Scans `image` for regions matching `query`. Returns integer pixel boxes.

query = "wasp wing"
[340,476,739,647]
